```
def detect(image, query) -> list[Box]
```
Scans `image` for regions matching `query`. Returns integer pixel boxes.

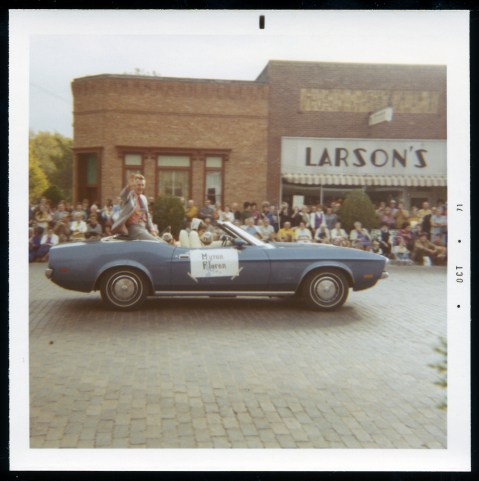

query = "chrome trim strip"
[152,291,295,297]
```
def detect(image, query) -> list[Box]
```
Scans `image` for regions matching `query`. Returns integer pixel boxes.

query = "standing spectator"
[72,202,87,221]
[388,199,398,217]
[250,202,261,224]
[323,207,337,230]
[290,206,302,228]
[294,221,313,242]
[379,207,396,230]
[34,205,52,230]
[408,206,421,228]
[240,202,252,223]
[431,206,447,245]
[101,201,115,230]
[277,221,294,242]
[231,202,242,222]
[395,222,415,252]
[309,205,324,231]
[349,222,372,250]
[268,205,280,232]
[70,212,88,240]
[418,201,432,221]
[375,201,386,218]
[185,199,198,224]
[279,203,291,228]
[36,225,59,261]
[394,201,409,229]
[198,199,215,220]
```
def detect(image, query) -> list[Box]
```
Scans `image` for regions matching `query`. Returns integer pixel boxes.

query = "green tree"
[29,144,49,202]
[338,189,378,232]
[151,196,185,238]
[29,130,73,200]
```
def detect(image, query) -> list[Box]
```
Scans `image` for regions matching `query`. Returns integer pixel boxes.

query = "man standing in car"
[112,173,158,241]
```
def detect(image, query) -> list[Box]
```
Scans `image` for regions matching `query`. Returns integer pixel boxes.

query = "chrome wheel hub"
[314,278,338,302]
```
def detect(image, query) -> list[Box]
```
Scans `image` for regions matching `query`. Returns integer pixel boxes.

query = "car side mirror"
[233,238,247,250]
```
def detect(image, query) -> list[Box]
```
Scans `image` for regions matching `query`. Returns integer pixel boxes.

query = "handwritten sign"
[190,249,240,279]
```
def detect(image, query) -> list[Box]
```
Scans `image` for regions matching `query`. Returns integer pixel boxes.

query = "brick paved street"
[29,262,447,449]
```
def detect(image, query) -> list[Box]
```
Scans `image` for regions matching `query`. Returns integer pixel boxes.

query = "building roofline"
[72,73,267,85]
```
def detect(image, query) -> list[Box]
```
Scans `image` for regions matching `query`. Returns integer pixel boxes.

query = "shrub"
[151,196,185,238]
[338,189,378,232]
[42,185,65,207]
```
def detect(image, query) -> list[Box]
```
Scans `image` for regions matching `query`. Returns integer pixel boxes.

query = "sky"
[9,9,471,473]
[15,9,469,138]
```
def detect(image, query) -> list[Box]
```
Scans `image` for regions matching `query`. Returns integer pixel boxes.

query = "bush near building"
[339,189,378,232]
[152,196,185,238]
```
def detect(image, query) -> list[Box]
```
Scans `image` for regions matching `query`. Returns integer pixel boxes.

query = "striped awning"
[282,173,447,187]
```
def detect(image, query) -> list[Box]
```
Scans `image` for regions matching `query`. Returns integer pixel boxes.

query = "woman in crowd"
[314,224,330,244]
[330,221,349,246]
[349,221,372,250]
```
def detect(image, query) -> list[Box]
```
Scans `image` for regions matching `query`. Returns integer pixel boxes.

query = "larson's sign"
[281,137,447,177]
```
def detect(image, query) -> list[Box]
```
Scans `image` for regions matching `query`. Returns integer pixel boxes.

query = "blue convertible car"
[45,221,388,311]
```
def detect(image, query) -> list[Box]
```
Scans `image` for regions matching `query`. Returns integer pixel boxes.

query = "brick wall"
[72,75,269,206]
[258,61,447,204]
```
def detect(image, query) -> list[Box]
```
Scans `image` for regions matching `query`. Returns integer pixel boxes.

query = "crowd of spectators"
[29,195,448,266]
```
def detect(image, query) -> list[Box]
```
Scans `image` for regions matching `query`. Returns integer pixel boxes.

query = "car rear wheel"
[301,269,349,311]
[100,268,148,310]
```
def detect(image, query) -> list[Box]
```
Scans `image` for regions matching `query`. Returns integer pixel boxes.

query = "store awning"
[282,173,447,187]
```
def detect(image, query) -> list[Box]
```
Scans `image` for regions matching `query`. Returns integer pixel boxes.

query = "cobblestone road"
[29,262,447,449]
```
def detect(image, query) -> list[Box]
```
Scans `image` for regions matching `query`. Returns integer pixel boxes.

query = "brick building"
[72,60,447,210]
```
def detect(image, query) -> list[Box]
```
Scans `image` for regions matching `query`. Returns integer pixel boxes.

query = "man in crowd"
[112,173,158,241]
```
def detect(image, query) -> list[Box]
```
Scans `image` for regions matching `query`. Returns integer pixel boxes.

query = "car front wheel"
[301,269,349,311]
[100,268,148,310]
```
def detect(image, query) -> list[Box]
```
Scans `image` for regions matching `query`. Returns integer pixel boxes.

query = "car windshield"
[218,221,273,248]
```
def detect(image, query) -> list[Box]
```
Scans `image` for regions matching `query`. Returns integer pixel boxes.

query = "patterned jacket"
[111,186,154,234]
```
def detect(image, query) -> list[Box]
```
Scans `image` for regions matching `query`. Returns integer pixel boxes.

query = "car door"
[169,244,270,291]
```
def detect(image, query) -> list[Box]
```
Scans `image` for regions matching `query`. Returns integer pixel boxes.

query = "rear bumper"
[380,271,389,279]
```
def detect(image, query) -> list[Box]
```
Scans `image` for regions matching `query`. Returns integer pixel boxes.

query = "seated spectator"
[72,202,87,221]
[349,222,372,250]
[276,221,294,242]
[393,238,413,265]
[250,202,261,224]
[36,225,59,262]
[256,217,276,242]
[330,222,349,246]
[85,215,103,240]
[241,217,261,238]
[29,226,44,263]
[314,225,331,244]
[70,212,88,240]
[294,221,313,242]
[378,223,393,258]
[371,240,383,255]
[54,215,71,243]
[413,232,447,266]
[219,205,235,223]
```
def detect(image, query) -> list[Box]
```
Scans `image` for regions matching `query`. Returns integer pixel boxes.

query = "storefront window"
[157,155,190,198]
[205,156,223,205]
